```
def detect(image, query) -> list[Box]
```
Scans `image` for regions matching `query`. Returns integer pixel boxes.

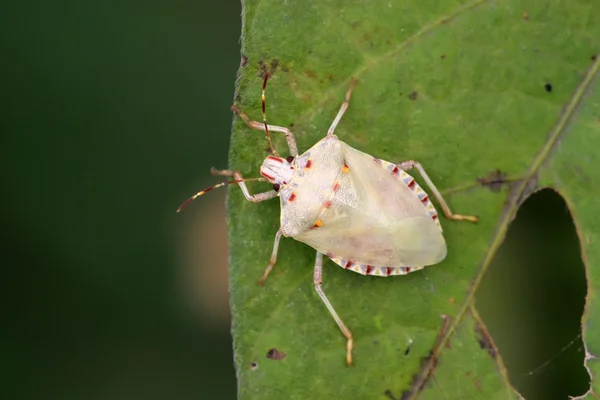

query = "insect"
[178,73,478,366]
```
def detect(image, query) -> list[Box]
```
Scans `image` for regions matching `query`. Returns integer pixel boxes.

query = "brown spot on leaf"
[475,321,498,359]
[305,68,317,79]
[270,59,279,72]
[241,55,248,67]
[408,91,418,101]
[477,169,510,192]
[266,348,286,360]
[523,11,530,20]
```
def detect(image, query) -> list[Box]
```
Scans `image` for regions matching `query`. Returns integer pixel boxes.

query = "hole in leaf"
[476,189,588,399]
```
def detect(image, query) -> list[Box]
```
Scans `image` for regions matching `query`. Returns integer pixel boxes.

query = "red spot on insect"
[261,172,275,181]
[288,192,296,202]
[323,200,332,208]
[386,267,392,276]
[373,158,381,164]
[420,195,429,204]
[342,161,349,173]
[392,165,400,175]
[267,156,283,163]
[432,214,439,220]
[344,260,353,269]
[312,219,323,228]
[405,267,412,273]
[365,265,374,275]
[332,182,341,192]
[305,159,312,169]
[407,179,416,190]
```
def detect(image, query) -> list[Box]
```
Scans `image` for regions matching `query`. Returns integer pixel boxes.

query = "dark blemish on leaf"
[271,59,279,71]
[327,74,334,81]
[477,169,510,192]
[305,68,317,79]
[523,11,530,20]
[475,321,498,359]
[473,379,482,391]
[257,60,267,77]
[250,361,258,370]
[289,123,294,128]
[307,49,312,54]
[592,55,597,61]
[373,340,379,345]
[402,315,450,399]
[441,54,446,59]
[384,390,398,400]
[408,91,418,101]
[350,20,361,29]
[266,348,287,360]
[545,83,553,92]
[241,55,248,67]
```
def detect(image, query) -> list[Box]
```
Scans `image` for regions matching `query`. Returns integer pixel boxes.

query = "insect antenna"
[177,177,267,213]
[261,72,280,157]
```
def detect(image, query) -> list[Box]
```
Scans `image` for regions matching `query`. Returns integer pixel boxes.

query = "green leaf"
[226,0,600,398]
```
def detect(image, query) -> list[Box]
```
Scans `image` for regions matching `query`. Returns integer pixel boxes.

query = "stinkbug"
[178,73,478,366]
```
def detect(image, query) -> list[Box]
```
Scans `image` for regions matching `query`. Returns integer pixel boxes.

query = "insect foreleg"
[230,105,298,156]
[210,168,278,203]
[398,160,478,223]
[258,228,283,286]
[313,252,354,366]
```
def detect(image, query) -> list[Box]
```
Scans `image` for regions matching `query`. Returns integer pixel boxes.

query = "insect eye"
[286,156,295,163]
[273,183,281,192]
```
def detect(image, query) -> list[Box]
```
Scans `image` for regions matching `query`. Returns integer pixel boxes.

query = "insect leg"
[258,228,283,286]
[230,105,298,156]
[398,160,479,223]
[313,251,354,366]
[327,79,358,136]
[211,168,278,202]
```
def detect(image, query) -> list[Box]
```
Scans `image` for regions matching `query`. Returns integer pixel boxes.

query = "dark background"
[1,1,588,399]
[3,0,238,398]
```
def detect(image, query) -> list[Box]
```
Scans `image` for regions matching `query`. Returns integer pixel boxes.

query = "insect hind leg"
[210,168,277,203]
[327,79,358,136]
[313,251,354,366]
[398,160,478,223]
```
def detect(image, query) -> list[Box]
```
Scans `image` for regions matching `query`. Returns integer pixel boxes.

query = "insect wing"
[294,142,446,267]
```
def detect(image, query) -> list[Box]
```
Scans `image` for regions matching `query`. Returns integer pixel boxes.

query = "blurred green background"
[3,0,238,398]
[1,0,589,399]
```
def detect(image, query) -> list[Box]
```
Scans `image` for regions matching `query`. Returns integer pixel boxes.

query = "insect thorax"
[277,136,345,237]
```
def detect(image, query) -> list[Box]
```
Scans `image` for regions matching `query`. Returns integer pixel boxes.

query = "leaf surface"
[226,0,600,398]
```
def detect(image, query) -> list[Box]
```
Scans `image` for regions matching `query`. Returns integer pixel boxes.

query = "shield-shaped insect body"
[178,73,478,366]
